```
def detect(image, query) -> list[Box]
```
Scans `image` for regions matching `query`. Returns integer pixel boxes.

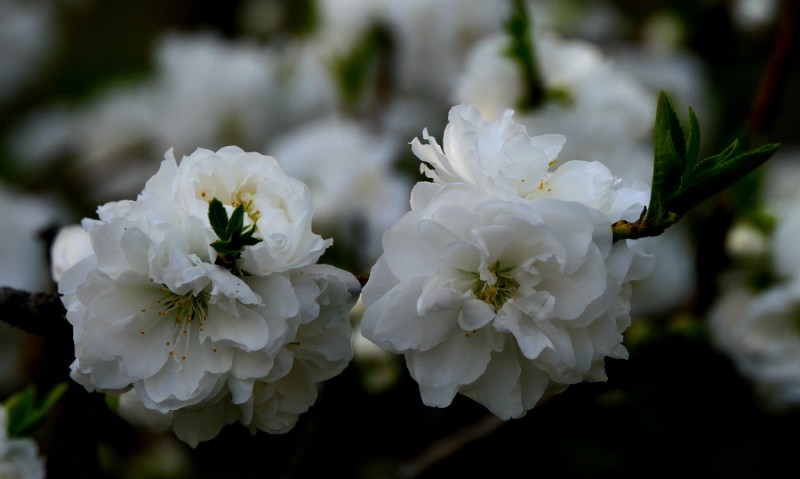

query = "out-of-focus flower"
[725,222,768,263]
[270,116,411,269]
[0,405,45,479]
[11,32,338,203]
[455,31,655,184]
[380,0,509,100]
[710,149,800,410]
[630,225,696,317]
[50,225,93,283]
[0,0,56,105]
[708,282,800,409]
[731,0,780,31]
[0,185,63,292]
[58,146,359,445]
[361,105,652,419]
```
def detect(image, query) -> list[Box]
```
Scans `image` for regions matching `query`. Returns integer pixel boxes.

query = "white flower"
[59,146,359,444]
[708,283,800,409]
[0,406,45,479]
[361,180,652,419]
[412,104,648,221]
[117,264,357,446]
[138,146,331,274]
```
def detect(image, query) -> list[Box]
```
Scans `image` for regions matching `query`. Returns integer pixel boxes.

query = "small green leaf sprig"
[612,92,780,242]
[208,198,262,275]
[5,383,68,438]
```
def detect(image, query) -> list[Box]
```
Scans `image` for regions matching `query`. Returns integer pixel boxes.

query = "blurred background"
[1,0,800,477]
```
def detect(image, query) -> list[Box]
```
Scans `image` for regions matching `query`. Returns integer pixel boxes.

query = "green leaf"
[5,383,68,437]
[685,107,701,171]
[226,205,245,238]
[647,92,686,222]
[690,139,739,176]
[505,0,545,110]
[332,25,391,110]
[670,143,780,213]
[210,242,241,257]
[208,198,229,239]
[208,199,263,274]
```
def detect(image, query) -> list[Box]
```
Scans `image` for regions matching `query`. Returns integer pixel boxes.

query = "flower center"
[472,262,519,311]
[199,188,262,226]
[231,194,262,225]
[149,286,212,360]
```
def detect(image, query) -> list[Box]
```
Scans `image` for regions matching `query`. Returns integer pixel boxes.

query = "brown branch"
[747,0,800,138]
[0,287,70,338]
[391,414,505,479]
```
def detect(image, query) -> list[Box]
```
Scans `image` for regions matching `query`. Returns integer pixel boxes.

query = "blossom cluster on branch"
[360,104,654,418]
[56,146,359,446]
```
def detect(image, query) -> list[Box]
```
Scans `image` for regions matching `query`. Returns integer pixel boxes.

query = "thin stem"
[506,0,546,110]
[747,0,800,139]
[611,207,677,243]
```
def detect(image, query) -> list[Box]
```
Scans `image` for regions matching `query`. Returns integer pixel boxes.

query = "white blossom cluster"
[56,146,359,446]
[360,104,653,419]
[0,406,45,479]
[709,150,800,409]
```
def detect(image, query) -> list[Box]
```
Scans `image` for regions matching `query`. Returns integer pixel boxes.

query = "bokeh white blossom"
[269,116,411,270]
[0,405,45,479]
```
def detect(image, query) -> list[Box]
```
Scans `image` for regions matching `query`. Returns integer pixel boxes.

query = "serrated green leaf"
[240,233,262,247]
[226,205,245,238]
[647,92,686,221]
[685,107,701,170]
[691,139,739,176]
[670,143,780,214]
[666,100,687,168]
[208,199,229,239]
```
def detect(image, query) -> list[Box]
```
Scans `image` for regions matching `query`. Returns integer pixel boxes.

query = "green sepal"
[208,198,229,240]
[226,204,245,238]
[5,382,68,438]
[207,197,262,273]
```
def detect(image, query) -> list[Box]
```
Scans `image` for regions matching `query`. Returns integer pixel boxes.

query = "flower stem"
[611,207,679,242]
[506,0,546,110]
